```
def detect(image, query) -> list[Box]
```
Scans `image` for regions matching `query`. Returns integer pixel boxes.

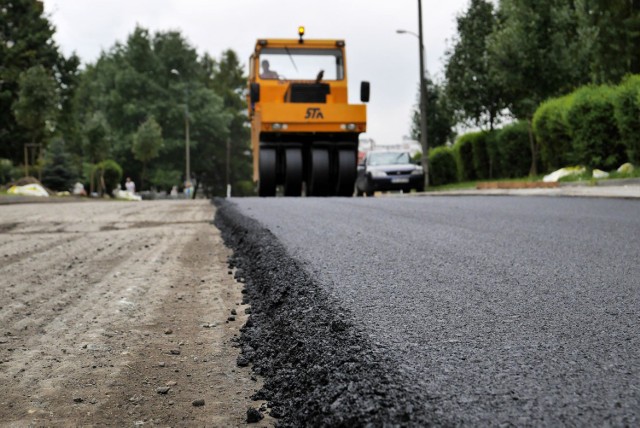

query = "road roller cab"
[247,27,369,196]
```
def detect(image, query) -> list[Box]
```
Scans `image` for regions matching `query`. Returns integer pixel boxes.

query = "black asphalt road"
[219,196,639,426]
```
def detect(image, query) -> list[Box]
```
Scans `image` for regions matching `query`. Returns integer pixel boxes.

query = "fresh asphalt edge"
[213,198,446,427]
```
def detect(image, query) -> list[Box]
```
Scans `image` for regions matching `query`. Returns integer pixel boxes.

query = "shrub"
[234,180,256,196]
[0,158,16,185]
[567,86,627,169]
[150,167,181,192]
[613,75,640,165]
[94,159,123,195]
[428,146,458,186]
[533,94,574,172]
[453,133,476,181]
[495,121,531,178]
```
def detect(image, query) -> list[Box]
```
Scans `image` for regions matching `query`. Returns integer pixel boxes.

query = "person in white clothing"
[125,177,136,194]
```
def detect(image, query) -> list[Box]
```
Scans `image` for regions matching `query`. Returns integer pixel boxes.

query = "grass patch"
[609,168,640,179]
[558,171,593,183]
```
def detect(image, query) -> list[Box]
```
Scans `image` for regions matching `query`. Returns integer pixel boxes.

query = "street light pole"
[396,0,429,189]
[184,86,190,186]
[170,69,191,190]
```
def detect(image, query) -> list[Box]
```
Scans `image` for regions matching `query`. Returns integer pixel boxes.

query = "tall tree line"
[418,0,640,157]
[1,1,252,196]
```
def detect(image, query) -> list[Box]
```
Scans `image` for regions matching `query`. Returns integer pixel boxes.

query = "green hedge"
[471,132,491,179]
[485,131,502,179]
[453,124,531,181]
[454,130,511,181]
[453,131,494,180]
[428,146,458,186]
[533,94,574,171]
[567,86,627,169]
[453,134,475,181]
[613,75,640,165]
[496,121,531,178]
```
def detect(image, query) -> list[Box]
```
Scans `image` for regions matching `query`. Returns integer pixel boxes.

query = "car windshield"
[368,152,411,166]
[259,48,344,81]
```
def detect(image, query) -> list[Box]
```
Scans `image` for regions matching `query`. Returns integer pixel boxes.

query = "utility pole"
[418,0,429,189]
[226,138,231,198]
[397,1,430,190]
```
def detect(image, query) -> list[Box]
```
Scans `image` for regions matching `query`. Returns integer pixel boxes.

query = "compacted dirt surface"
[0,200,272,427]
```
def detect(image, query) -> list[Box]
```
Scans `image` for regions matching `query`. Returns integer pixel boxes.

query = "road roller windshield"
[258,48,345,81]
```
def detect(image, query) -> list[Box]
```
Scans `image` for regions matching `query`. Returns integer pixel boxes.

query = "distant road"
[229,196,640,426]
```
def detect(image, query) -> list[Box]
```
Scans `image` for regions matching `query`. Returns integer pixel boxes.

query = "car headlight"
[371,170,387,178]
[411,166,424,175]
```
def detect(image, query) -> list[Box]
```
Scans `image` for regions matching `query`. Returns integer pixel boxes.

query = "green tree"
[42,138,76,191]
[577,0,640,84]
[55,54,83,162]
[445,0,504,129]
[0,0,75,164]
[202,49,252,196]
[13,65,59,174]
[488,0,591,175]
[83,112,111,164]
[132,116,164,190]
[410,78,456,148]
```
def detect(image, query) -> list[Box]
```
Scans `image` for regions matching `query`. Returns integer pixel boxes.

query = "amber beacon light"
[298,26,305,43]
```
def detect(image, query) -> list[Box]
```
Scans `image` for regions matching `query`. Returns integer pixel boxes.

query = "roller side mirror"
[360,81,370,103]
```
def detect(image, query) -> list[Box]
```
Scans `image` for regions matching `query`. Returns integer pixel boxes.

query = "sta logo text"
[305,108,324,119]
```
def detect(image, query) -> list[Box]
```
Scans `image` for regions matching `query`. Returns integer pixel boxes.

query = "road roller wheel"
[307,148,330,196]
[284,148,303,197]
[335,149,357,197]
[258,147,276,197]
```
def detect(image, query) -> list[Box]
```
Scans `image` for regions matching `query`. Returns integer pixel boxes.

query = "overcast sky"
[43,0,470,145]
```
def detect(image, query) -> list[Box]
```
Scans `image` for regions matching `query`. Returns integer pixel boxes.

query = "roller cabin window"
[259,48,344,81]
